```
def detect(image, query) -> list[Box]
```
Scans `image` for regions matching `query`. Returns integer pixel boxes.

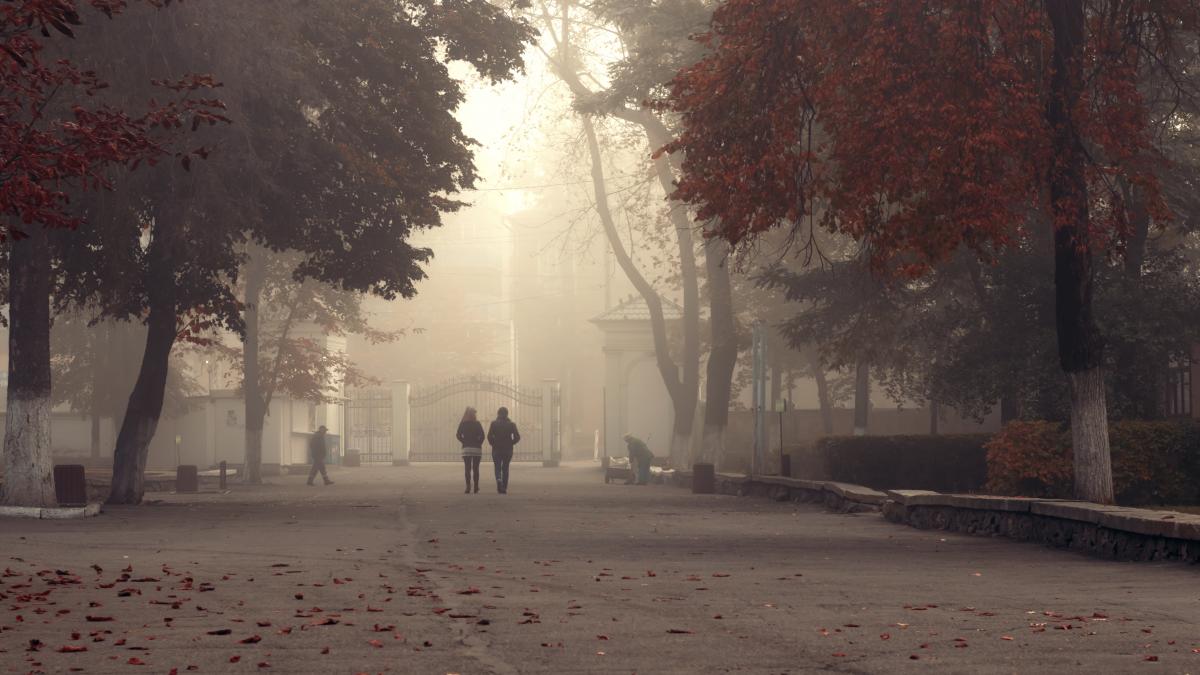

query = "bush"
[816,434,991,492]
[985,420,1200,505]
[983,421,1072,498]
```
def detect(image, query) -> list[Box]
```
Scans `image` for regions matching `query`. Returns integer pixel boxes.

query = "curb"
[0,503,103,519]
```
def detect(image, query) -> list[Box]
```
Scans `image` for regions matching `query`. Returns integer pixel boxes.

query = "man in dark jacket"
[307,425,334,486]
[486,407,520,494]
[623,434,654,485]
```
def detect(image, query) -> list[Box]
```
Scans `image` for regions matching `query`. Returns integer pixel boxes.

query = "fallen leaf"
[668,628,693,634]
[239,635,262,644]
[58,645,88,653]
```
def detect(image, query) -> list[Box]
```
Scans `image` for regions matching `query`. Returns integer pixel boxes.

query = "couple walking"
[456,406,520,494]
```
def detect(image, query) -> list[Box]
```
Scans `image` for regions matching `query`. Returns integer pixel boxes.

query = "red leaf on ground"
[256,621,271,627]
[230,655,241,663]
[257,662,270,668]
[58,645,87,653]
[1000,636,1014,641]
[86,616,114,622]
[320,646,330,654]
[596,635,609,640]
[712,573,730,578]
[207,629,232,636]
[239,635,262,644]
[880,633,891,640]
[668,628,693,634]
[128,657,146,665]
[294,594,304,600]
[832,652,846,657]
[1145,656,1159,662]
[456,587,481,595]
[368,639,383,648]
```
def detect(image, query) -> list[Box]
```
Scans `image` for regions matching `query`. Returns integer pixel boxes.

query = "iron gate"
[345,389,393,464]
[410,376,547,462]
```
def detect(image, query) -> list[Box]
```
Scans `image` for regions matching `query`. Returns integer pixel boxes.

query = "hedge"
[985,420,1200,506]
[816,434,991,493]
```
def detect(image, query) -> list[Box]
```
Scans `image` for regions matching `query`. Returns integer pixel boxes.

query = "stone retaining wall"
[666,470,885,513]
[661,471,1200,565]
[884,490,1200,564]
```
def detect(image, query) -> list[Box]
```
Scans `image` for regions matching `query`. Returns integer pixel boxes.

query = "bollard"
[692,463,716,494]
[175,465,199,493]
[53,464,88,506]
[780,455,792,478]
[219,461,227,490]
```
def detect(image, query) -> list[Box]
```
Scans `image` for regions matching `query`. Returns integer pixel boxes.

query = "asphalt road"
[1,463,1198,674]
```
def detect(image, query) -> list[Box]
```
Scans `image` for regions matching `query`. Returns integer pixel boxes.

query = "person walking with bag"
[457,407,485,494]
[486,406,520,494]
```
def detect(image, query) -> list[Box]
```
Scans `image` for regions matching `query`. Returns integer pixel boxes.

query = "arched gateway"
[346,376,561,465]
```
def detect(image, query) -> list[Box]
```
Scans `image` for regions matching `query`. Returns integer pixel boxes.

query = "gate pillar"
[541,379,560,467]
[391,381,411,465]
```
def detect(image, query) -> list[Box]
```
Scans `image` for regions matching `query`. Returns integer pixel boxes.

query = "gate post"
[541,380,560,467]
[391,381,410,466]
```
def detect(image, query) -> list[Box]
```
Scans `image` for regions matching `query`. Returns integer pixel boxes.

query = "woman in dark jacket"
[456,407,485,494]
[486,406,520,494]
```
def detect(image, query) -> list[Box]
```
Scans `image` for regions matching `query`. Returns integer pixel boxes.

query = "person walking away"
[307,425,334,486]
[457,407,485,494]
[487,406,521,494]
[623,434,654,485]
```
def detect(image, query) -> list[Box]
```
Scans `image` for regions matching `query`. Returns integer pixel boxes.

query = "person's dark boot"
[465,484,471,494]
[324,479,334,486]
[473,484,479,493]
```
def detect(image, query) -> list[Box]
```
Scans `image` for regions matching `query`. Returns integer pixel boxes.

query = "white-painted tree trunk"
[2,398,55,507]
[669,432,692,471]
[3,227,55,507]
[699,424,725,469]
[1068,367,1113,503]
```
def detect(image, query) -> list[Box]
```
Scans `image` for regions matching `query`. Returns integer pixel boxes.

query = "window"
[1166,359,1192,418]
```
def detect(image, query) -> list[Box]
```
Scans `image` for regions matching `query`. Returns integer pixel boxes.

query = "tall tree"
[235,246,389,484]
[0,0,224,507]
[68,0,533,503]
[664,0,1200,503]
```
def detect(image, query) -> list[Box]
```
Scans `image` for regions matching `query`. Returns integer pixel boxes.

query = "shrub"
[983,421,1073,498]
[816,434,991,492]
[985,420,1200,505]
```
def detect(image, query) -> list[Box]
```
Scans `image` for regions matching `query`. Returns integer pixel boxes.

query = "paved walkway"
[1,463,1197,673]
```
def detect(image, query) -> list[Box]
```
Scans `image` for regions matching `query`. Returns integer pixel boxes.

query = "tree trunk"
[653,154,700,469]
[929,400,940,435]
[242,250,266,485]
[853,360,870,436]
[581,117,697,468]
[700,240,738,467]
[809,352,835,435]
[108,229,178,505]
[2,227,55,507]
[89,323,106,461]
[1046,0,1113,503]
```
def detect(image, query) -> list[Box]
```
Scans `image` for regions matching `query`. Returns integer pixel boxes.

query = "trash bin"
[53,464,88,506]
[175,465,199,493]
[692,463,716,494]
[344,449,361,468]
